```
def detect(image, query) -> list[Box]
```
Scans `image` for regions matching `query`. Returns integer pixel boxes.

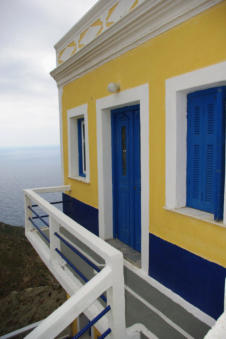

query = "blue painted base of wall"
[62,193,99,236]
[149,234,226,319]
[61,195,225,319]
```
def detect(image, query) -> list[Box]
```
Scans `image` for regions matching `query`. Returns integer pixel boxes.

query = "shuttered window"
[77,118,86,177]
[187,87,226,221]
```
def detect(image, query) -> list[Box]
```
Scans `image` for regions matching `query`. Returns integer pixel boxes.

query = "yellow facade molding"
[106,2,118,28]
[91,19,104,36]
[58,47,66,65]
[78,28,89,49]
[68,41,77,57]
[130,0,139,11]
[58,41,77,64]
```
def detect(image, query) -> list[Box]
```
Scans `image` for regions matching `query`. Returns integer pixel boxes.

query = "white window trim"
[165,61,226,226]
[96,84,150,273]
[58,86,64,183]
[67,104,90,183]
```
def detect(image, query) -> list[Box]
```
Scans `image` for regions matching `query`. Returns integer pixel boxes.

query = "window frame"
[67,104,90,183]
[165,61,226,227]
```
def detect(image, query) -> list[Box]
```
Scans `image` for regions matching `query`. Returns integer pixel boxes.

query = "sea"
[0,146,62,227]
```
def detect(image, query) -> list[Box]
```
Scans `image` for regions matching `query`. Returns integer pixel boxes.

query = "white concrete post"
[24,193,33,234]
[224,278,226,311]
[106,252,127,339]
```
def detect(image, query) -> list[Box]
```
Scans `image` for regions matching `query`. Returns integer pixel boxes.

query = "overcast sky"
[0,0,98,147]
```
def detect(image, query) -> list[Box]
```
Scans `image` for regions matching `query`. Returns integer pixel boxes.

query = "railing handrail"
[24,187,122,264]
[0,321,42,339]
[25,267,112,339]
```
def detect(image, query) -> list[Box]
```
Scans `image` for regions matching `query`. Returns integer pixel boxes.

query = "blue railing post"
[54,232,107,303]
[54,232,101,272]
[98,328,112,339]
[28,206,49,227]
[29,217,50,243]
[49,216,64,266]
[72,306,111,339]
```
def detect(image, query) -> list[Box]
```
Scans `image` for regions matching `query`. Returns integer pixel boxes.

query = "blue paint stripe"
[63,193,99,236]
[149,234,226,319]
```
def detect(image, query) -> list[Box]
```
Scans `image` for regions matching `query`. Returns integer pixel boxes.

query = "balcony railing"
[24,185,127,339]
[23,185,224,339]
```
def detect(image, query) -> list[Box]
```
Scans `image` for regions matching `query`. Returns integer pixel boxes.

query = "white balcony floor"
[107,239,141,268]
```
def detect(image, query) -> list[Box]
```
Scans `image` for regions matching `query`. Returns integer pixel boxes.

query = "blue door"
[111,105,141,251]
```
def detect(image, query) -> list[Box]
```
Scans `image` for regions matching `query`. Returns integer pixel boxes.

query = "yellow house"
[24,0,226,338]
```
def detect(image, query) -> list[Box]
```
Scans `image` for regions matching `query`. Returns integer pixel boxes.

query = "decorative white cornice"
[54,0,116,50]
[55,0,145,65]
[51,0,223,87]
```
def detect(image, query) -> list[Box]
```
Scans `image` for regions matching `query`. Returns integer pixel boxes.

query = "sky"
[0,0,98,147]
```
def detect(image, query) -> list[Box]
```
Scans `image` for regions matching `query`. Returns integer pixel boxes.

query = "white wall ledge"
[68,176,90,184]
[164,206,226,229]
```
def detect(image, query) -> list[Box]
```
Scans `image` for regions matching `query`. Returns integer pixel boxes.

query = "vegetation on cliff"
[0,222,66,336]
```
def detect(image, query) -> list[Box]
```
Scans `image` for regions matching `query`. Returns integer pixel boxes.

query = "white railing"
[204,279,226,338]
[24,185,127,339]
[0,321,42,339]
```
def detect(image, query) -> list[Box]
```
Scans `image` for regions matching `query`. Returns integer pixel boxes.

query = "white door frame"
[96,84,150,273]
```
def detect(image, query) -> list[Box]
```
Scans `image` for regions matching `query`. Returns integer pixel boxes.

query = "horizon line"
[0,144,60,149]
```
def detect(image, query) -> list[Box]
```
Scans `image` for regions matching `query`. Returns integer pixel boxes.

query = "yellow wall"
[62,1,226,267]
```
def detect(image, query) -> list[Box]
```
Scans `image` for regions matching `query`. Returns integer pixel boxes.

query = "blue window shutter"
[202,92,218,214]
[187,87,226,220]
[77,118,85,177]
[187,96,203,210]
[214,88,226,220]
